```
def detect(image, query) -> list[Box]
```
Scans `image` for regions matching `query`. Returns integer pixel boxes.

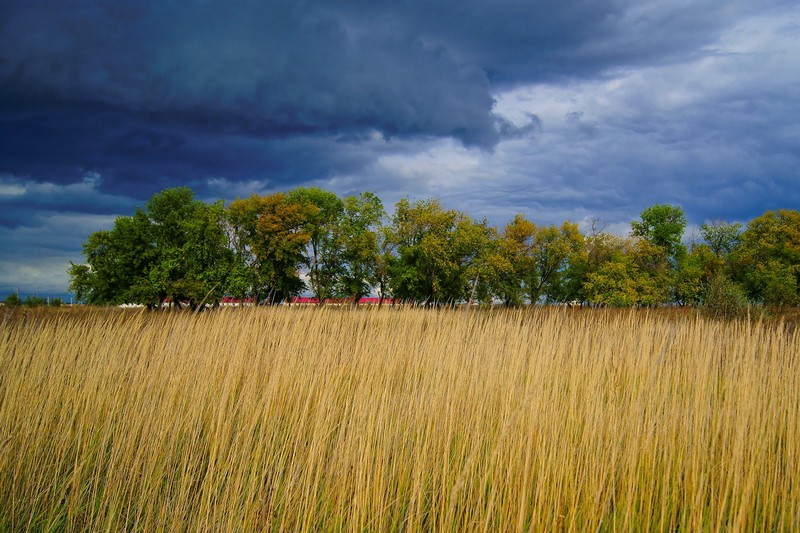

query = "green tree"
[3,293,23,306]
[226,194,269,301]
[534,222,585,303]
[700,220,742,257]
[68,187,231,308]
[453,217,498,305]
[487,233,523,306]
[631,204,687,262]
[674,244,721,306]
[731,209,800,306]
[179,200,233,306]
[374,223,398,305]
[227,193,315,304]
[23,295,47,307]
[143,188,232,308]
[584,257,642,307]
[467,225,513,305]
[387,198,486,304]
[69,210,155,305]
[336,192,385,302]
[584,238,671,306]
[568,219,623,304]
[287,187,344,302]
[497,215,536,305]
[499,215,585,304]
[702,273,750,319]
[67,263,92,303]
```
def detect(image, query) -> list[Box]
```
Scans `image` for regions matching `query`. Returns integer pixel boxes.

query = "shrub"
[702,274,750,319]
[3,293,22,306]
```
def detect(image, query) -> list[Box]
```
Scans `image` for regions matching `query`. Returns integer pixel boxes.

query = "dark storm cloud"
[1,0,778,190]
[1,0,798,296]
[1,1,495,146]
[0,0,493,208]
[0,98,378,200]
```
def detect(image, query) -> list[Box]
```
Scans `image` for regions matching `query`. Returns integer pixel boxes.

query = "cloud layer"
[1,0,798,296]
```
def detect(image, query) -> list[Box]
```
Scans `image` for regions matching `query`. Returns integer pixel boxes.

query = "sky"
[1,0,799,298]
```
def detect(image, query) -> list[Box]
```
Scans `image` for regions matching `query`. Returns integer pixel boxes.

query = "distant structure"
[290,296,396,306]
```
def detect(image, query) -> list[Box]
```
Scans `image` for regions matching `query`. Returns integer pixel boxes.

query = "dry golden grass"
[1,306,798,531]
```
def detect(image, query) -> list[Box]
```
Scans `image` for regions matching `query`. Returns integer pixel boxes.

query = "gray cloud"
[0,0,798,297]
[2,0,777,153]
[1,2,497,146]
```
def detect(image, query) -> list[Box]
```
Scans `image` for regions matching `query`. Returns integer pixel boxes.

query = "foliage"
[700,220,742,257]
[287,187,345,302]
[731,209,800,306]
[65,188,799,311]
[388,197,488,304]
[631,204,687,262]
[673,244,718,306]
[3,293,23,306]
[497,215,585,304]
[702,274,750,320]
[70,211,154,305]
[1,294,62,307]
[374,223,397,304]
[336,192,386,302]
[68,187,232,308]
[584,259,642,307]
[228,193,314,304]
[584,238,671,306]
[146,189,233,306]
[67,263,92,303]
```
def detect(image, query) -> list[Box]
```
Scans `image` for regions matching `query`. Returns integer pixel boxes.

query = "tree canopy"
[67,187,799,310]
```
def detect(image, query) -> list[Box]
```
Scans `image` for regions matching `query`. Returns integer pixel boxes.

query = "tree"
[3,293,23,306]
[468,225,514,305]
[583,238,671,306]
[287,187,344,302]
[700,220,742,257]
[452,216,498,305]
[178,200,233,306]
[631,204,687,262]
[731,209,800,306]
[374,223,397,305]
[487,233,523,306]
[568,219,621,304]
[702,273,750,319]
[497,215,536,305]
[674,244,720,306]
[69,210,155,305]
[227,193,315,304]
[498,215,585,304]
[142,188,232,308]
[387,198,485,304]
[226,194,269,301]
[336,192,385,302]
[67,263,93,303]
[532,222,585,303]
[68,187,231,308]
[584,258,642,307]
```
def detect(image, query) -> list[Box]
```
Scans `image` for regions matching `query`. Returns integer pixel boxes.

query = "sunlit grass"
[1,306,798,531]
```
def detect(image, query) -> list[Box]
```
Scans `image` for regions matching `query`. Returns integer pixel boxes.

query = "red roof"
[220,296,255,304]
[290,296,395,305]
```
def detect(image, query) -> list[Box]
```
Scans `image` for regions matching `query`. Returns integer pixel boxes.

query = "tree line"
[67,187,800,313]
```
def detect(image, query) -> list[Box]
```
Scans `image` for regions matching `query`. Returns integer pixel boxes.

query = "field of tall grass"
[1,306,798,531]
